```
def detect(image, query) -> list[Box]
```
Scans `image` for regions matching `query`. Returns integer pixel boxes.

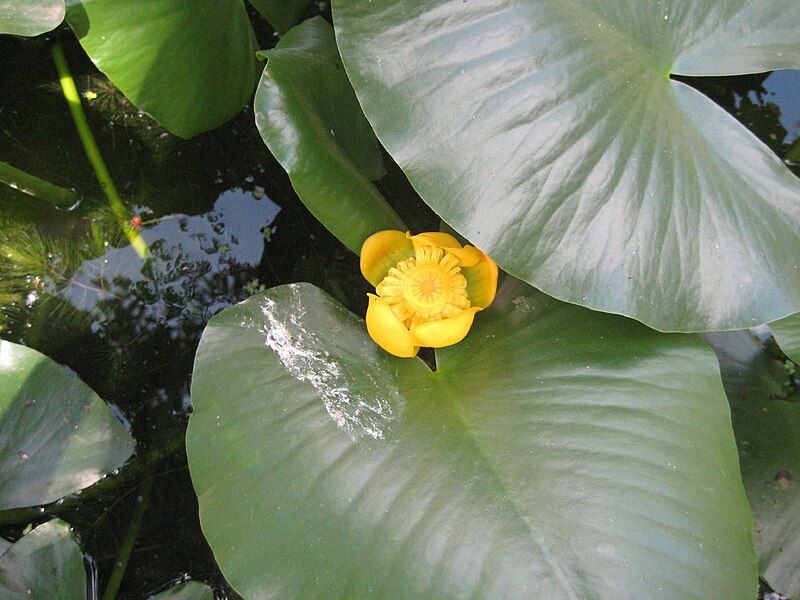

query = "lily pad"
[770,313,800,364]
[332,0,800,332]
[0,520,85,599]
[66,0,258,138]
[706,331,800,598]
[0,0,64,36]
[254,17,404,253]
[0,340,134,509]
[187,280,755,598]
[248,0,309,34]
[150,580,214,600]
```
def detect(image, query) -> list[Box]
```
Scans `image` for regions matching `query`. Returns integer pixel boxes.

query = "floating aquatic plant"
[360,230,498,357]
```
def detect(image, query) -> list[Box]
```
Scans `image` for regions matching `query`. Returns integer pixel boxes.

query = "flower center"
[404,266,450,314]
[376,246,470,323]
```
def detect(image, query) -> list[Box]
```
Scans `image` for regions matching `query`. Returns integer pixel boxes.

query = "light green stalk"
[0,161,80,209]
[51,43,147,257]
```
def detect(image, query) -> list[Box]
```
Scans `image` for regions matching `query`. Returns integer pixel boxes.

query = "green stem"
[0,435,183,527]
[102,476,154,600]
[50,43,148,258]
[0,161,81,209]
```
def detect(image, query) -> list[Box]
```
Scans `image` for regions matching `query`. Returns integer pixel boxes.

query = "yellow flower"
[360,230,499,358]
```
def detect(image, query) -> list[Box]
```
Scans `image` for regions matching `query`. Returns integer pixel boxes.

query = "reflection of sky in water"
[60,188,280,327]
[763,70,800,143]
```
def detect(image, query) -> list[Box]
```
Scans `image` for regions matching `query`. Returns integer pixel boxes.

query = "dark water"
[0,15,798,599]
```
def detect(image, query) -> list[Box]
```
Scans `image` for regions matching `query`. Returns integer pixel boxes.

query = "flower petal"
[410,307,482,348]
[448,245,482,267]
[461,252,499,308]
[409,231,462,251]
[360,230,415,286]
[366,294,419,358]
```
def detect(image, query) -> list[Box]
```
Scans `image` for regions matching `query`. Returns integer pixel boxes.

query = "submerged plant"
[360,230,498,357]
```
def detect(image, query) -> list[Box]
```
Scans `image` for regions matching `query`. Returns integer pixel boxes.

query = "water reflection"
[682,69,800,174]
[61,188,279,329]
[1,186,281,427]
[763,70,800,144]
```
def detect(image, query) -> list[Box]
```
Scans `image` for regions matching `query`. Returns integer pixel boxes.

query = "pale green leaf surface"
[255,17,404,254]
[0,0,64,36]
[0,520,85,599]
[188,280,755,599]
[770,313,800,364]
[706,331,800,598]
[0,340,134,509]
[66,0,258,138]
[332,0,800,331]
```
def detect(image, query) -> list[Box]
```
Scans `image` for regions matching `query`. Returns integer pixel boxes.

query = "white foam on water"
[258,289,397,440]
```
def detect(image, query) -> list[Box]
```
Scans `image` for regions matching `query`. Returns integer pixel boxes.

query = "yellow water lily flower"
[360,230,499,358]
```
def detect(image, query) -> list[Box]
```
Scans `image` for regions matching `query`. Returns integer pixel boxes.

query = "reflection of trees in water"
[0,217,111,341]
[678,72,798,174]
[1,190,279,422]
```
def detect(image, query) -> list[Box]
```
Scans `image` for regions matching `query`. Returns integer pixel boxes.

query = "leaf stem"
[50,43,148,258]
[0,161,81,209]
[102,475,153,600]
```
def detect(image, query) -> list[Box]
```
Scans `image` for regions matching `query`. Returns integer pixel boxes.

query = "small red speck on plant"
[131,215,143,229]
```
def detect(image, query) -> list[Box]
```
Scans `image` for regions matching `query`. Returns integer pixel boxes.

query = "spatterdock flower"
[360,230,498,358]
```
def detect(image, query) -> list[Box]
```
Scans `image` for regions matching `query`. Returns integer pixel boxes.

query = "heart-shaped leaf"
[66,0,258,138]
[254,17,405,253]
[0,340,134,509]
[706,331,800,598]
[332,1,800,332]
[770,313,800,364]
[0,520,85,599]
[0,0,65,36]
[248,0,309,34]
[187,280,755,598]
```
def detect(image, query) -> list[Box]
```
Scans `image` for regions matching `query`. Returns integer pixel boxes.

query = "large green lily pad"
[333,0,800,332]
[770,313,800,364]
[187,280,755,598]
[0,520,85,599]
[706,331,800,598]
[0,340,134,509]
[66,0,258,138]
[0,0,65,36]
[255,17,404,253]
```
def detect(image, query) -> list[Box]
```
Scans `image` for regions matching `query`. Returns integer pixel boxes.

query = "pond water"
[0,17,798,600]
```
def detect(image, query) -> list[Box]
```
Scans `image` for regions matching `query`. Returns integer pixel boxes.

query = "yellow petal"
[366,294,419,358]
[448,245,482,267]
[410,307,482,348]
[461,252,499,308]
[409,231,462,251]
[360,230,415,286]
[409,232,484,268]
